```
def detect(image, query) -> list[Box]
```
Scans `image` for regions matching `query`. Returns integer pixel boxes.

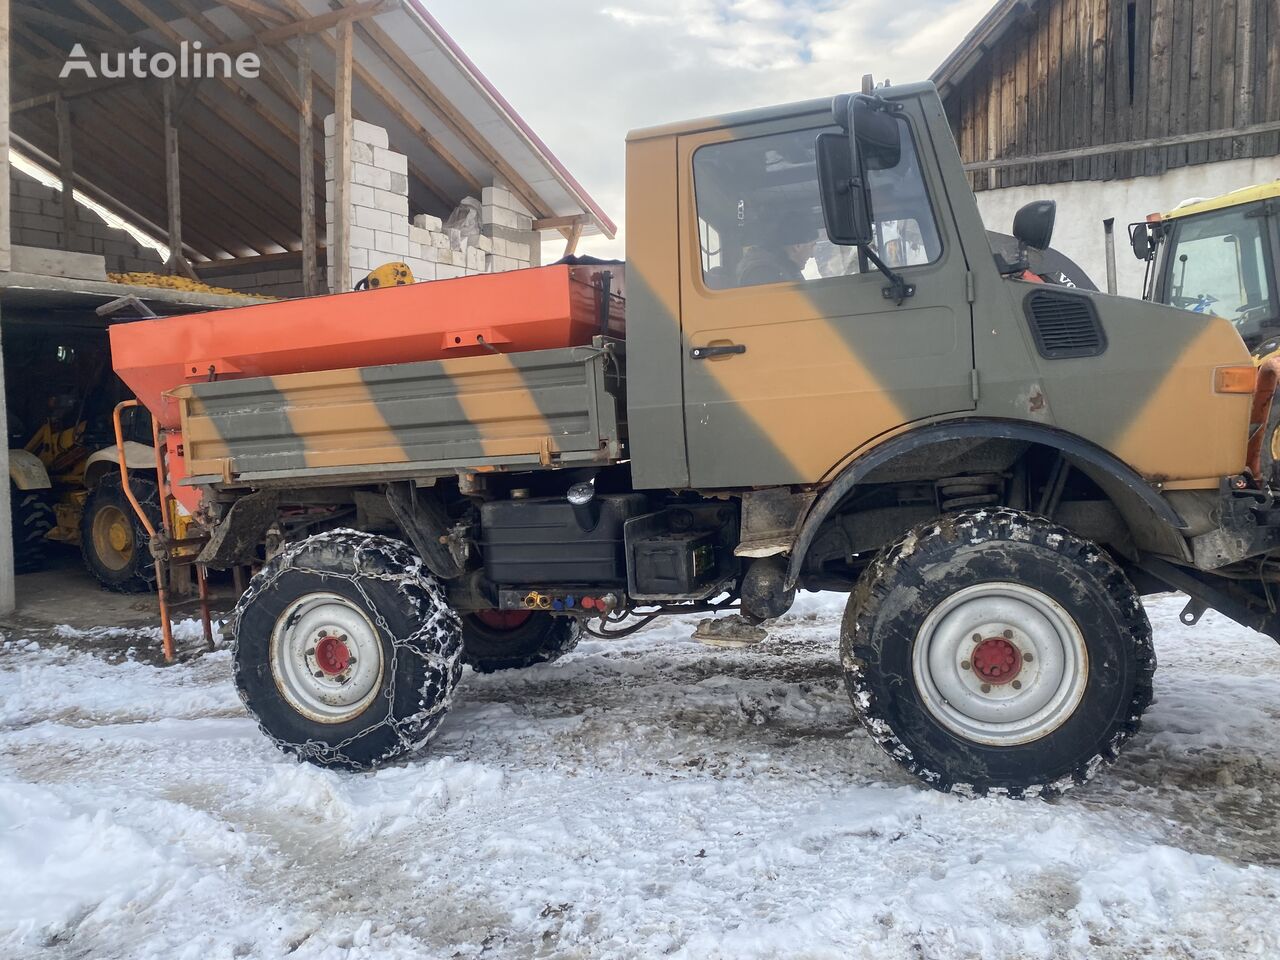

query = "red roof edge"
[403,0,617,239]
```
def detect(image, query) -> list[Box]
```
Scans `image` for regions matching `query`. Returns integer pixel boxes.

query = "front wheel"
[233,530,463,769]
[842,508,1154,798]
[80,473,160,592]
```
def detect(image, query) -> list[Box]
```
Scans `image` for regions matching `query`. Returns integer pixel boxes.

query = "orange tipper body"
[110,263,624,429]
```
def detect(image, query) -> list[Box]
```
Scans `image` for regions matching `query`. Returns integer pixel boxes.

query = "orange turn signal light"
[1214,365,1258,394]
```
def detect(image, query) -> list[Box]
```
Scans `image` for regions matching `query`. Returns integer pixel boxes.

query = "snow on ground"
[2,593,1280,959]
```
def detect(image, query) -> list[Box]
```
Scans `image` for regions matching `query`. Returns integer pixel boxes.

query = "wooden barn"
[932,0,1280,296]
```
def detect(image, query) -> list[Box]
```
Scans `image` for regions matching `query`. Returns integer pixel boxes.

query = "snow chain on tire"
[233,529,463,770]
[841,507,1155,799]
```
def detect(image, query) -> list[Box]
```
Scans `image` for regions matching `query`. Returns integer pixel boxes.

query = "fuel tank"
[110,263,624,427]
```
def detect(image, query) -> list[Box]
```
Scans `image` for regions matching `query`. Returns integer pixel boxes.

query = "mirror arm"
[861,245,915,305]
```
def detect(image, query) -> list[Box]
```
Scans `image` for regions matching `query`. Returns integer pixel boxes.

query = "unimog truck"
[110,81,1279,797]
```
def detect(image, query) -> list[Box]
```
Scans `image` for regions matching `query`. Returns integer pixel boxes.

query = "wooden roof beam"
[212,0,291,26]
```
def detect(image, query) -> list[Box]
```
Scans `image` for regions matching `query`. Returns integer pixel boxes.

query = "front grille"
[1024,289,1107,359]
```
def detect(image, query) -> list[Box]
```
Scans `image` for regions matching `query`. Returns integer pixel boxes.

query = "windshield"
[1162,204,1276,346]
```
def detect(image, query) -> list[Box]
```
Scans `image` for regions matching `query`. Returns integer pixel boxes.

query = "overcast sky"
[429,0,990,257]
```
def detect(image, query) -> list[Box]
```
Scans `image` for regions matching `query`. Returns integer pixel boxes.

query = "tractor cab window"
[693,123,941,290]
[1162,205,1276,346]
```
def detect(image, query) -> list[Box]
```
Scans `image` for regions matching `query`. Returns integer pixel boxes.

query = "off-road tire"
[11,485,54,574]
[842,507,1154,798]
[461,611,581,673]
[80,472,160,593]
[233,530,463,770]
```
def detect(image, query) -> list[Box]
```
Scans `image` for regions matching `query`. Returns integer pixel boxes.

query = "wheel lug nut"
[1023,652,1033,662]
[306,647,315,657]
[980,683,992,693]
[1002,629,1013,639]
[1012,680,1022,690]
[314,670,324,678]
[972,633,982,642]
[961,660,971,670]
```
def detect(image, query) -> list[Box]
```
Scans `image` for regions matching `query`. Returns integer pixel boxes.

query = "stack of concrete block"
[324,116,411,293]
[480,185,539,271]
[324,115,544,288]
[402,208,496,281]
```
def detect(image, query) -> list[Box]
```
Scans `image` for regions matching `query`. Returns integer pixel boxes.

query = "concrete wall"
[208,265,309,299]
[323,116,537,293]
[972,157,1278,299]
[7,167,165,275]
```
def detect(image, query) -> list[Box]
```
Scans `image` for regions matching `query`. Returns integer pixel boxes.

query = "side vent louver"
[1024,289,1107,359]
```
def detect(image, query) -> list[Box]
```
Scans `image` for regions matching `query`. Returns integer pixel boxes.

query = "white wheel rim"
[269,592,385,724]
[911,581,1089,746]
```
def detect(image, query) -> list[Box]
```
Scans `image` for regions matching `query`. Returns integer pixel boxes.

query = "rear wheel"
[233,530,463,770]
[80,473,160,592]
[11,485,54,574]
[461,610,581,673]
[842,508,1154,797]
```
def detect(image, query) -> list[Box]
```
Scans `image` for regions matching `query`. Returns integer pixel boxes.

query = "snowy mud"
[2,594,1279,958]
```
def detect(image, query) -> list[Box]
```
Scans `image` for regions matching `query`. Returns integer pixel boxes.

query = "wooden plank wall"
[943,0,1279,191]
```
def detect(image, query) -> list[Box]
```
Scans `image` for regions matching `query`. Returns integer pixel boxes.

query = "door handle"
[690,342,746,360]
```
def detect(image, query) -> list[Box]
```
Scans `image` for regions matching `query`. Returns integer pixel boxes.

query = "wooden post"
[561,223,582,258]
[297,37,319,297]
[0,0,11,275]
[0,0,14,615]
[331,18,354,293]
[56,96,75,249]
[162,79,197,280]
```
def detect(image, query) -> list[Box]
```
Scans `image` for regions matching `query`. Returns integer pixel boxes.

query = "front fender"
[83,442,155,488]
[784,418,1187,589]
[8,449,52,490]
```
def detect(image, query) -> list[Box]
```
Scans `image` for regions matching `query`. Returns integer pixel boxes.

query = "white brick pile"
[324,115,542,290]
[479,185,537,272]
[324,116,411,293]
[403,210,487,281]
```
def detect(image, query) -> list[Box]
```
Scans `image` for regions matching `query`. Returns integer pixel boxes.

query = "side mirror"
[1013,200,1056,251]
[1128,222,1155,260]
[817,94,902,247]
[816,132,870,245]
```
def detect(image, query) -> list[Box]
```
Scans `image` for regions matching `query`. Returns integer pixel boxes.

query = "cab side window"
[693,123,942,290]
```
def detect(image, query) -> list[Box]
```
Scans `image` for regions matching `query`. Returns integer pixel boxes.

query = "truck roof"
[1162,180,1280,221]
[625,80,940,142]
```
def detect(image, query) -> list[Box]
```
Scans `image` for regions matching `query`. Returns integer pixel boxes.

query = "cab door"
[677,101,975,488]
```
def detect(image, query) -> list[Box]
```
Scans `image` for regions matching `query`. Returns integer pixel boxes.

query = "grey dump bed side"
[173,338,627,488]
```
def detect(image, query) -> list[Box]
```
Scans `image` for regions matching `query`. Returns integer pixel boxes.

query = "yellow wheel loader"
[1131,181,1280,477]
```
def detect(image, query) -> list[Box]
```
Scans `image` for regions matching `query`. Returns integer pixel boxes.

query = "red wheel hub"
[314,634,351,675]
[473,609,533,630]
[971,636,1022,684]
